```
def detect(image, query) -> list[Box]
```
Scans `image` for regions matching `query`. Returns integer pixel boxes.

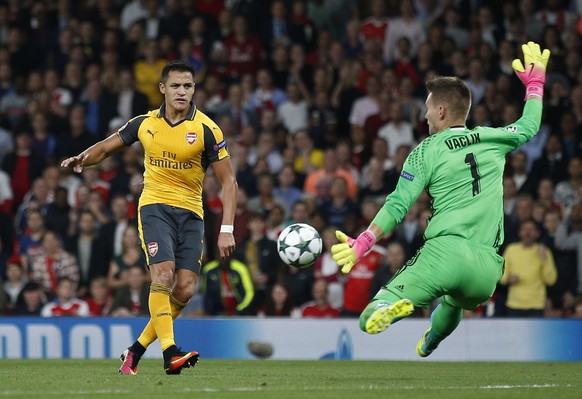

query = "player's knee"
[173,279,197,301]
[151,263,175,286]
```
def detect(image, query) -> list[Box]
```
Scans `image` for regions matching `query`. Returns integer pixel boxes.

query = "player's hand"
[512,41,550,99]
[61,153,89,173]
[217,232,236,260]
[331,230,376,274]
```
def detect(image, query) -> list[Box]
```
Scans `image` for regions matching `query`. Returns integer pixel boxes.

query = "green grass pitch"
[1,359,581,399]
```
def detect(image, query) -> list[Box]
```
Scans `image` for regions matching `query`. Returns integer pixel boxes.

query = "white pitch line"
[0,383,573,396]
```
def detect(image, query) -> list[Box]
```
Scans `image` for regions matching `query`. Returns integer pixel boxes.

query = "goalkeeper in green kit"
[332,42,551,357]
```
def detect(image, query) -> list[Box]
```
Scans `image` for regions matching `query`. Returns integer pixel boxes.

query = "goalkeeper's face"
[160,71,195,113]
[425,93,442,135]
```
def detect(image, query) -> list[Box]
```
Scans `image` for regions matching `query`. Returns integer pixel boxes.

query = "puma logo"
[147,129,156,138]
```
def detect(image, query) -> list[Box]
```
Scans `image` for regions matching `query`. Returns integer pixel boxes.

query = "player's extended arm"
[60,133,126,173]
[503,42,550,149]
[332,149,427,273]
[212,157,238,259]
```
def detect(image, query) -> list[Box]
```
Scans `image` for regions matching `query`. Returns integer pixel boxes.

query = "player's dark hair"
[426,76,471,121]
[160,61,195,83]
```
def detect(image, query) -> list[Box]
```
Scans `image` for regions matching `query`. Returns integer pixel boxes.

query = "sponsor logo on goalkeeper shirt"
[401,170,415,181]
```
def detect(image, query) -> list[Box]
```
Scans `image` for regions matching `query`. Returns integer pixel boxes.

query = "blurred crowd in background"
[1,0,582,320]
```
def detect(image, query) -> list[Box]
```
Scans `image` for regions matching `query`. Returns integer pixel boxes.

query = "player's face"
[425,93,441,135]
[160,70,195,113]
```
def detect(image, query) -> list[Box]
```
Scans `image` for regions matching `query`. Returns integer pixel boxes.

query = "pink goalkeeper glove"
[331,230,377,274]
[512,41,551,100]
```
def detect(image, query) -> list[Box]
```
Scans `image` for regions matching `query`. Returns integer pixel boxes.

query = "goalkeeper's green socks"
[417,301,463,356]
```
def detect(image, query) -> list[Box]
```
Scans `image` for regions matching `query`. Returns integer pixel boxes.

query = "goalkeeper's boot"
[364,298,414,334]
[416,327,440,357]
[119,348,141,375]
[163,346,200,375]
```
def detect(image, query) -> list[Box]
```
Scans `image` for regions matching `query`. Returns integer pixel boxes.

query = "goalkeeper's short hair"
[426,77,471,121]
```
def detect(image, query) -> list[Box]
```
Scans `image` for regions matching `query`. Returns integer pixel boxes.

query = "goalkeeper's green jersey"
[374,99,543,250]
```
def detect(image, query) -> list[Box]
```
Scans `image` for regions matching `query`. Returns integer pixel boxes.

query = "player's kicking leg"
[360,298,415,334]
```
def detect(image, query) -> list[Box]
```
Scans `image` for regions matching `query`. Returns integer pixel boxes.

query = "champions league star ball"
[277,223,323,268]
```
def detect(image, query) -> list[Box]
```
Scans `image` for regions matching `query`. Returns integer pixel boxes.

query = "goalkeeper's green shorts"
[373,235,504,310]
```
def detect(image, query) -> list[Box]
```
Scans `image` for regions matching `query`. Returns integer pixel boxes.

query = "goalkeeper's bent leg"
[137,294,188,349]
[428,296,463,343]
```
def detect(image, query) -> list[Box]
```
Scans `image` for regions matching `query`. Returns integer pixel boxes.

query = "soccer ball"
[277,223,323,268]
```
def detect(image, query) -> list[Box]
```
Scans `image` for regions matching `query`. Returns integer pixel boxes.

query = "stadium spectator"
[200,257,254,316]
[55,104,98,159]
[249,131,284,175]
[133,39,166,108]
[529,134,568,186]
[41,277,89,317]
[214,83,256,138]
[99,194,132,264]
[313,226,343,309]
[114,68,149,122]
[277,81,309,135]
[377,102,417,159]
[510,151,537,195]
[542,208,577,314]
[17,208,46,272]
[85,276,112,316]
[2,131,45,208]
[382,0,425,64]
[257,282,299,317]
[318,176,360,232]
[29,230,79,298]
[370,241,407,300]
[224,15,265,80]
[291,129,324,177]
[501,219,558,317]
[301,279,341,318]
[303,147,357,200]
[554,156,582,217]
[555,203,582,295]
[247,172,287,218]
[3,256,27,311]
[13,281,45,316]
[0,167,13,215]
[273,164,303,215]
[392,203,424,259]
[65,210,108,297]
[110,264,150,317]
[235,212,282,314]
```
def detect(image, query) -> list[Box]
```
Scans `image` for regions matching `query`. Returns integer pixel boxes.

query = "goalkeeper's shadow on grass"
[247,341,274,359]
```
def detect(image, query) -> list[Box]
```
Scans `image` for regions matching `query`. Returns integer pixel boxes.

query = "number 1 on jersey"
[464,152,481,196]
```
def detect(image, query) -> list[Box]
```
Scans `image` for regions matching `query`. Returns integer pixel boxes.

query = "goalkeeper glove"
[512,41,551,100]
[331,230,376,274]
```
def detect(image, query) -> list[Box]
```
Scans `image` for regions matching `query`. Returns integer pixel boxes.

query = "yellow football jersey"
[117,103,230,218]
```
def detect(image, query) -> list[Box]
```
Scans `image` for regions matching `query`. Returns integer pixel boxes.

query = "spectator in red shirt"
[223,15,265,79]
[85,276,112,316]
[360,0,388,49]
[40,277,89,317]
[301,279,341,318]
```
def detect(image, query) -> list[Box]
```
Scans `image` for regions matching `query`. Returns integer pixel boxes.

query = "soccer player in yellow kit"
[61,61,237,374]
[332,42,550,357]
